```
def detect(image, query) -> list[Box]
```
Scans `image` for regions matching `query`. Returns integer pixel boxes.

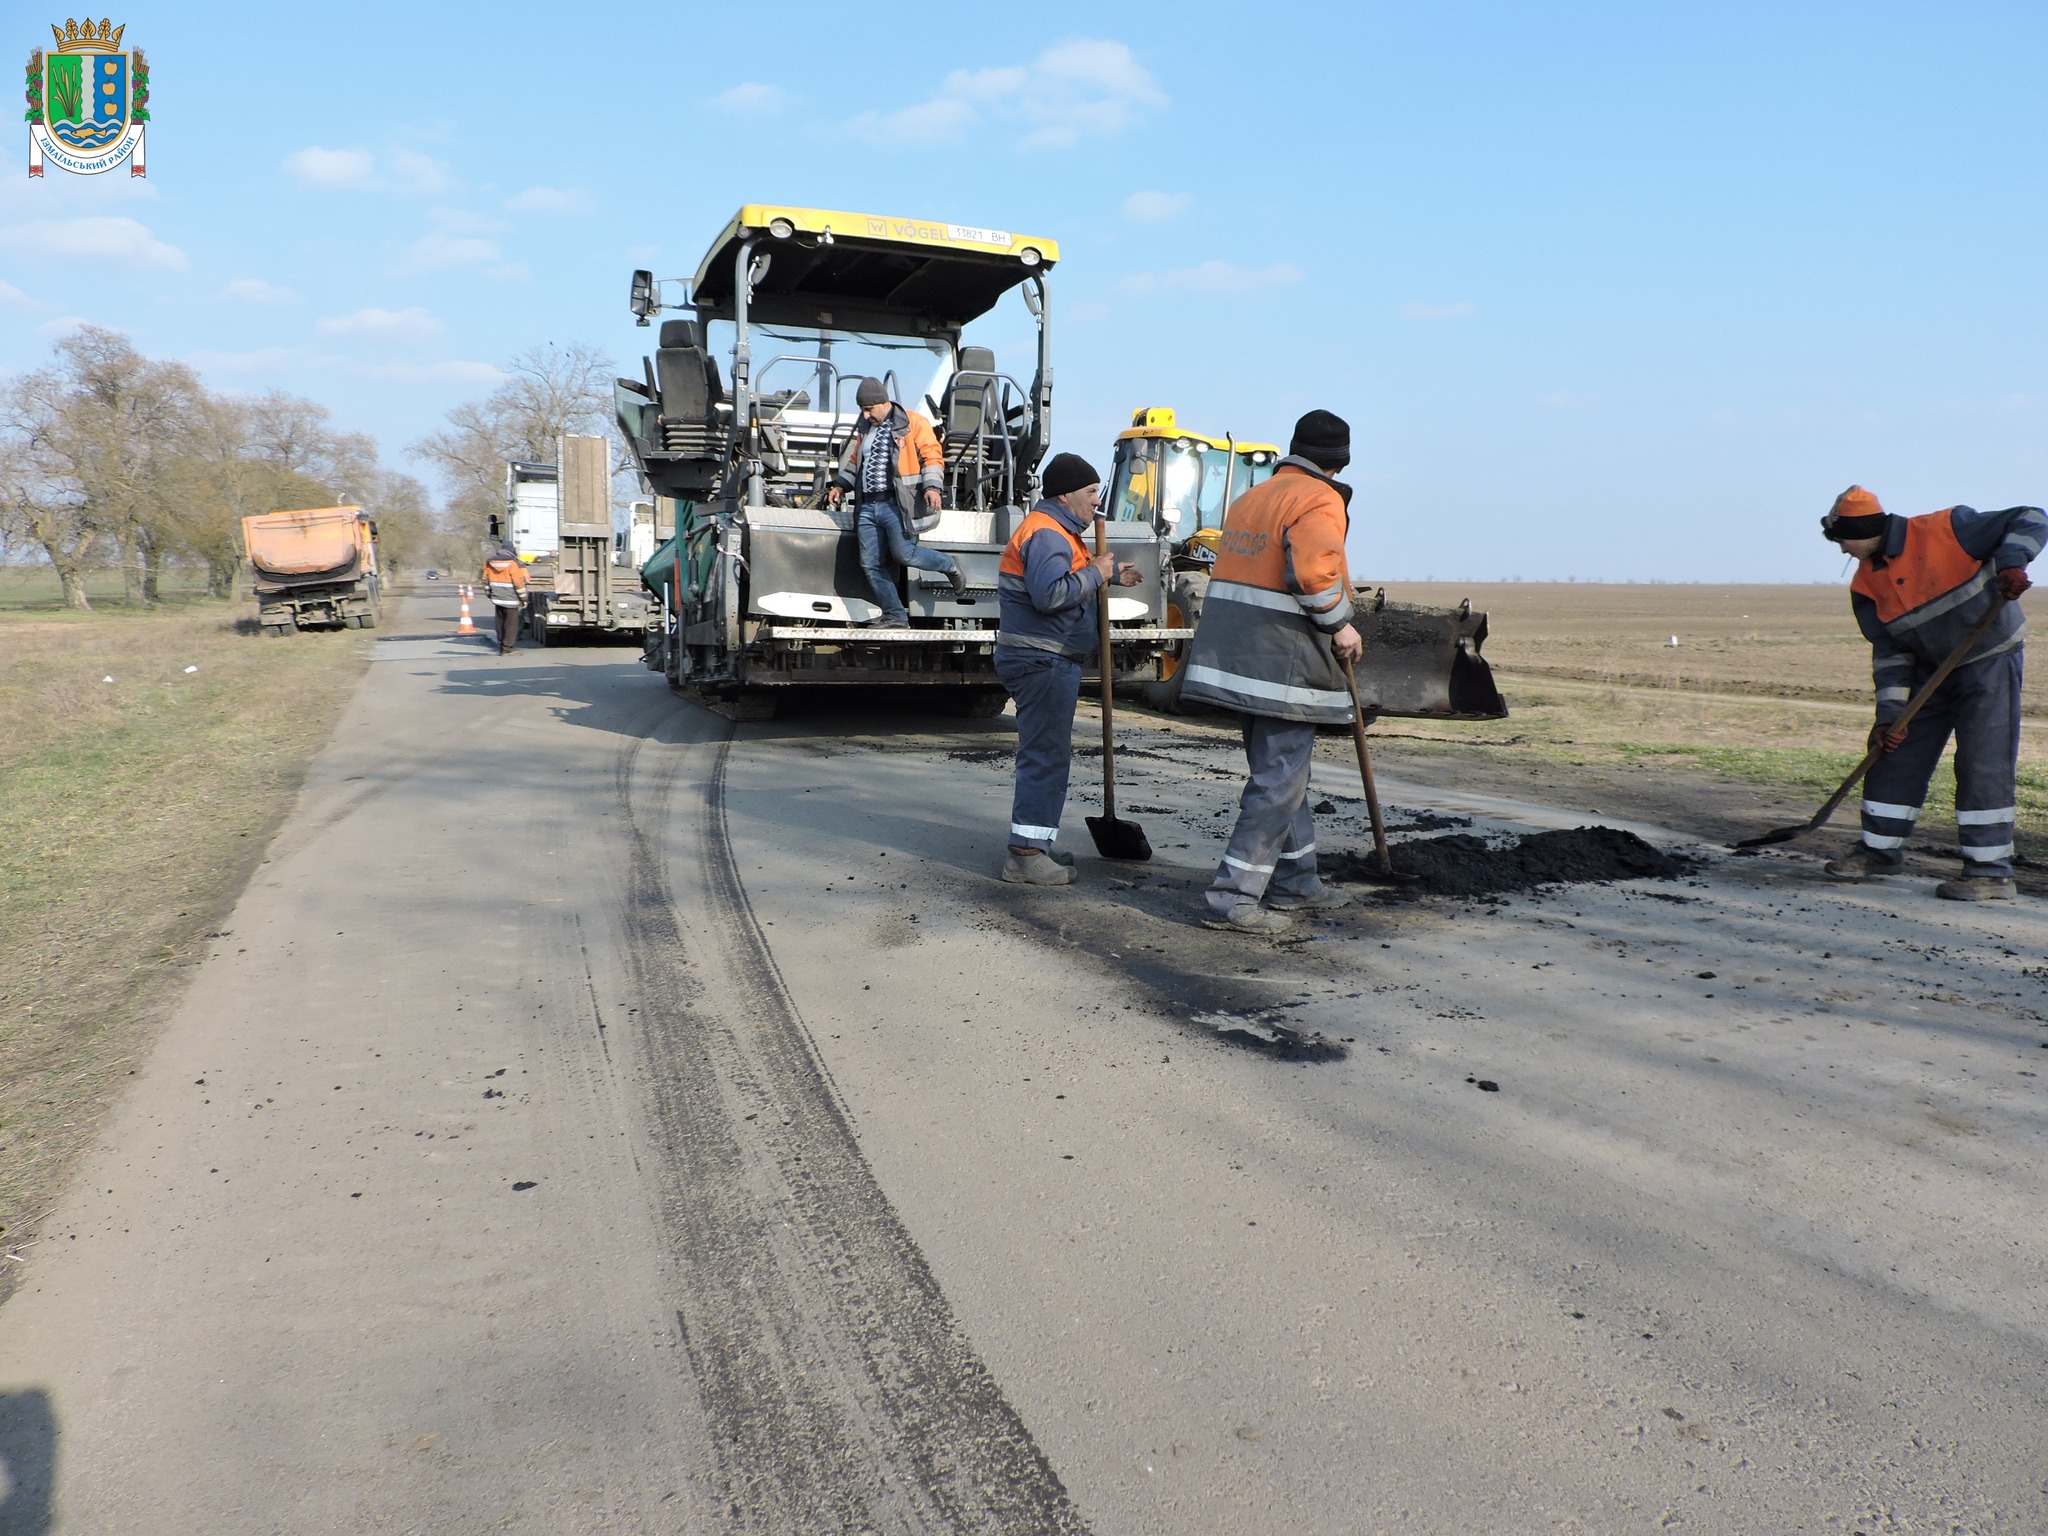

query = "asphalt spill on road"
[1326,825,1693,899]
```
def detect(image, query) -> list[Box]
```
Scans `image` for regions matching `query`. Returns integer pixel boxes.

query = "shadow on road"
[0,1388,55,1536]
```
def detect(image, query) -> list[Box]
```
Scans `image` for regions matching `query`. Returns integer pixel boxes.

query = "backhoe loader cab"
[616,206,1187,714]
[1108,406,1279,555]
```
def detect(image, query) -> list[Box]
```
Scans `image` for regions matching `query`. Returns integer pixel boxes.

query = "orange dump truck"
[242,505,381,635]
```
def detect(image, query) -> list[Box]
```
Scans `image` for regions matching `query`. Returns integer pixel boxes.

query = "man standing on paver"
[829,376,966,625]
[1179,411,1364,933]
[480,540,528,656]
[1821,484,2044,899]
[993,452,1141,885]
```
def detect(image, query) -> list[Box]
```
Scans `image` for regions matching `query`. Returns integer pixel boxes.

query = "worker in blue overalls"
[993,452,1142,885]
[1821,484,2043,899]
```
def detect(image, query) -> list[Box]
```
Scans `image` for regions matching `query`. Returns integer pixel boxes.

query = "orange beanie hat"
[1822,485,1888,542]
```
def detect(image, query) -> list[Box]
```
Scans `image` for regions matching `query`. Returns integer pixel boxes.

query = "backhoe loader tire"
[1139,570,1211,715]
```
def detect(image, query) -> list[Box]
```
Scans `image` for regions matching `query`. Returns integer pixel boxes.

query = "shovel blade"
[1086,814,1152,862]
[1731,824,1807,850]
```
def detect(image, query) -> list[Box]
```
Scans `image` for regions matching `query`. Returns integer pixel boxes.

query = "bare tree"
[0,327,199,607]
[412,343,615,546]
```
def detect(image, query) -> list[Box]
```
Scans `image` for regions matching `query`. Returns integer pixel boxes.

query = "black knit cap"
[855,376,889,408]
[1040,452,1101,499]
[1289,409,1351,471]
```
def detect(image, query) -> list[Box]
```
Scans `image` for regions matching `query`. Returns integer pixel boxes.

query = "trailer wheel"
[261,622,291,639]
[1139,570,1210,714]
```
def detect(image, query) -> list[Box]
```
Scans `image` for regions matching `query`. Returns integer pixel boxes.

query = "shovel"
[1085,513,1151,861]
[1342,656,1420,885]
[1733,594,2009,850]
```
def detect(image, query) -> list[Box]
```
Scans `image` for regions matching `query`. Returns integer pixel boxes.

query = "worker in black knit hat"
[1179,409,1362,933]
[992,451,1143,885]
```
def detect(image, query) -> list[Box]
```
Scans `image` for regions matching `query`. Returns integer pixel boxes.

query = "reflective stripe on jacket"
[1850,506,2041,721]
[480,557,528,590]
[995,499,1102,661]
[832,405,944,527]
[1178,458,1356,724]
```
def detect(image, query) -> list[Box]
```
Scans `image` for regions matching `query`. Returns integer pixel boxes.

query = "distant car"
[424,569,439,581]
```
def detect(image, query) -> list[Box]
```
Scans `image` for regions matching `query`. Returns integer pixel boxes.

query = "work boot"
[947,564,969,598]
[1202,905,1295,936]
[1934,876,2015,901]
[1048,849,1076,867]
[1265,883,1353,912]
[1823,846,1899,882]
[1002,850,1075,886]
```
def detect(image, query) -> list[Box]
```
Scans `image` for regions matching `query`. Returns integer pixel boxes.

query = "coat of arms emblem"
[25,17,147,177]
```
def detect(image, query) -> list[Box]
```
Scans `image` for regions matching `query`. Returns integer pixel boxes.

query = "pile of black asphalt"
[1323,825,1693,899]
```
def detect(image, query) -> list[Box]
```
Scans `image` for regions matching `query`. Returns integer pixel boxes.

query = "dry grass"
[0,587,366,1280]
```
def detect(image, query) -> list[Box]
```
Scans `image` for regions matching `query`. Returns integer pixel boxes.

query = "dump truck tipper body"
[243,505,380,633]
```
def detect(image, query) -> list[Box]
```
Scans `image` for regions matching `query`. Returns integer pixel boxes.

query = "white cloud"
[285,145,375,188]
[1540,389,1598,409]
[284,145,450,193]
[712,82,783,113]
[384,147,452,194]
[506,185,591,214]
[1118,260,1301,297]
[0,215,186,268]
[853,39,1164,148]
[317,306,446,343]
[1398,300,1477,321]
[221,277,301,307]
[1123,189,1191,224]
[0,277,33,308]
[401,230,503,272]
[37,314,90,337]
[363,359,504,386]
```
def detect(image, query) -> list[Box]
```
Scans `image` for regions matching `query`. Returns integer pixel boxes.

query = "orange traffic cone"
[457,585,477,636]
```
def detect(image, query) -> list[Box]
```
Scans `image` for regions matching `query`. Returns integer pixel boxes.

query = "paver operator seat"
[653,319,725,495]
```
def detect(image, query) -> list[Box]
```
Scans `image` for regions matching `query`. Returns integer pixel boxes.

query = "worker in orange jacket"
[829,375,964,625]
[479,540,528,655]
[1179,410,1364,934]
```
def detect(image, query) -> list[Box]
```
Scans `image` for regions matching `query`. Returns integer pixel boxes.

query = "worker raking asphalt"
[1322,824,1693,899]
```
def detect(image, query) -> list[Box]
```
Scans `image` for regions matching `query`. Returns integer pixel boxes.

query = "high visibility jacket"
[833,405,945,530]
[995,498,1102,661]
[1849,505,2043,722]
[1179,458,1356,724]
[480,556,528,590]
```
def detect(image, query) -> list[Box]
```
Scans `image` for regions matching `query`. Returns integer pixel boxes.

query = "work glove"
[1870,721,1908,754]
[1997,566,2032,600]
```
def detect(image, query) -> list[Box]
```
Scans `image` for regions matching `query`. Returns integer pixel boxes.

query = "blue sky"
[2,1,2042,580]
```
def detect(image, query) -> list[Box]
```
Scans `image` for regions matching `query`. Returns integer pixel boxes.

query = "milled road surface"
[2,590,2044,1535]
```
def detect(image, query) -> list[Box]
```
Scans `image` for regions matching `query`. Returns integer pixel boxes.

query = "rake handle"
[1342,657,1394,874]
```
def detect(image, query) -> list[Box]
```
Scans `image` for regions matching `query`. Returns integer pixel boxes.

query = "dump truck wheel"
[1139,571,1210,714]
[261,622,291,639]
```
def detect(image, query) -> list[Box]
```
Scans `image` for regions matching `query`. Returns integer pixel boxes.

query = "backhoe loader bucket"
[1347,593,1507,721]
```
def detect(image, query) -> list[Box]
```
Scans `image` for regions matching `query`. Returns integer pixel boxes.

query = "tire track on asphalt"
[614,714,1089,1535]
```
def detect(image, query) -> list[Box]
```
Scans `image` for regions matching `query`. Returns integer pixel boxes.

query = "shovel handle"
[1788,592,2010,838]
[1094,512,1117,820]
[1342,658,1394,874]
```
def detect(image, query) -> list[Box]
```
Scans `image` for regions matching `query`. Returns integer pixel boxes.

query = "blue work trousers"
[856,500,955,625]
[1204,713,1326,919]
[1859,649,2022,879]
[996,648,1082,852]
